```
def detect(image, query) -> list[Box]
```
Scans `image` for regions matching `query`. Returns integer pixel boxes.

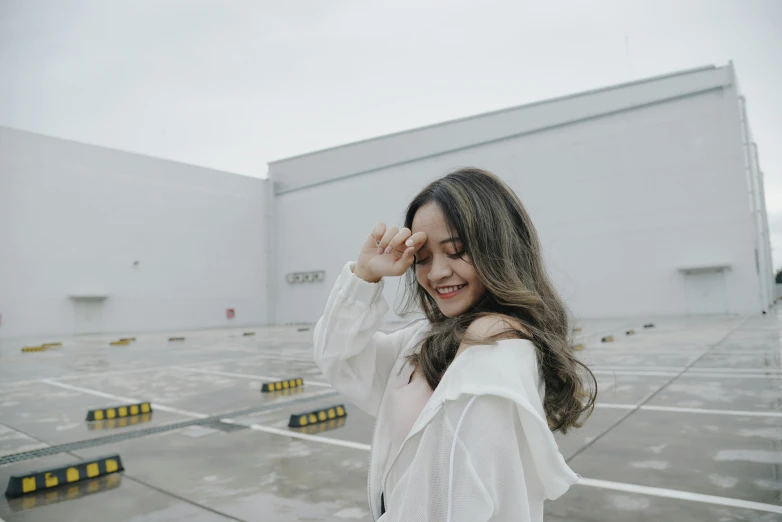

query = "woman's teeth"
[436,285,466,294]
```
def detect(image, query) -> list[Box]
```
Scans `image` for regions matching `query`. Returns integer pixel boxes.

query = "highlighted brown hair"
[400,168,596,433]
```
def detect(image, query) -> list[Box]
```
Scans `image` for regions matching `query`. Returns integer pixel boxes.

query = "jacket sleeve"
[382,394,565,522]
[313,261,420,416]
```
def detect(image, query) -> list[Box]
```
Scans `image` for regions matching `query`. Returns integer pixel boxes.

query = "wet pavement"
[1,312,781,521]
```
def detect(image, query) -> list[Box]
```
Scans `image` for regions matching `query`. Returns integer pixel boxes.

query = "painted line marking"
[41,380,209,419]
[582,350,773,355]
[578,478,782,515]
[591,365,782,374]
[173,367,332,387]
[597,402,782,418]
[219,419,371,451]
[594,370,679,377]
[593,370,782,379]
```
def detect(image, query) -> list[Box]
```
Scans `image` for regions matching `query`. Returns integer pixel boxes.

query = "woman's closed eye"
[414,252,464,265]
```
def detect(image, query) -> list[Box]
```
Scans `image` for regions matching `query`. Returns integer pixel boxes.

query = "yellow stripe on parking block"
[7,471,123,511]
[86,402,152,422]
[291,417,347,435]
[261,377,305,393]
[601,336,614,343]
[88,413,153,431]
[288,404,347,428]
[21,346,47,352]
[109,340,129,346]
[4,455,124,498]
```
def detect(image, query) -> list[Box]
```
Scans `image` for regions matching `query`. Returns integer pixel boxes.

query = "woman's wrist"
[353,263,381,283]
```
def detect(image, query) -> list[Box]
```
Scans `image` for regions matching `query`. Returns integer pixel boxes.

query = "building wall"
[0,127,268,338]
[271,85,763,324]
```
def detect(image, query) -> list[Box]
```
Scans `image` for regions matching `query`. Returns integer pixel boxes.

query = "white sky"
[1,0,781,267]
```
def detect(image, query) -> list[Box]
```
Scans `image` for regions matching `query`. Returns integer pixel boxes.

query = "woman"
[314,168,596,521]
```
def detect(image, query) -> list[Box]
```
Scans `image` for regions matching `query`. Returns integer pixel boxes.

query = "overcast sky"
[1,0,781,266]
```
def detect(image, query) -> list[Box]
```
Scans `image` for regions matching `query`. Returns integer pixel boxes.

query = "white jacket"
[314,262,578,521]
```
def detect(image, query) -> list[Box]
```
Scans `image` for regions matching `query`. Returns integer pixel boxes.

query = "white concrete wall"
[270,84,762,323]
[0,127,268,338]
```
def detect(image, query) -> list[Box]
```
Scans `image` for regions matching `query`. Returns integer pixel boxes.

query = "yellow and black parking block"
[572,344,585,351]
[626,329,636,335]
[88,412,153,430]
[109,340,129,346]
[643,323,655,328]
[21,346,46,353]
[261,378,303,392]
[291,416,346,435]
[7,473,122,512]
[42,342,62,347]
[86,402,152,421]
[118,337,136,342]
[168,337,185,341]
[601,336,614,343]
[572,327,582,333]
[4,455,124,498]
[243,332,256,336]
[288,404,347,427]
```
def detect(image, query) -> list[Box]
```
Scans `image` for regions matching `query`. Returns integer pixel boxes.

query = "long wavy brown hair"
[399,168,596,433]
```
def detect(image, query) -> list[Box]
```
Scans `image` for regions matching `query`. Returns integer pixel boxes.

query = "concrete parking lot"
[1,314,780,521]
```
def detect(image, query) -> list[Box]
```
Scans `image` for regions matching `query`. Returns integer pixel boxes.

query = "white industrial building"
[0,127,269,338]
[269,63,772,324]
[0,63,772,338]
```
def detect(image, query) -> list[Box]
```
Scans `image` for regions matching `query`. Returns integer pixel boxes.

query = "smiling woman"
[314,168,596,521]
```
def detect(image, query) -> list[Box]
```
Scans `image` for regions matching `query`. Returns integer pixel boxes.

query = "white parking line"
[593,370,680,377]
[597,402,782,418]
[174,367,332,387]
[687,367,782,374]
[40,380,209,419]
[591,365,782,374]
[639,405,782,418]
[578,477,782,514]
[220,419,371,451]
[592,370,782,379]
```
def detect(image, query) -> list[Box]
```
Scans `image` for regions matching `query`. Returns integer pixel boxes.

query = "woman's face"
[411,202,485,317]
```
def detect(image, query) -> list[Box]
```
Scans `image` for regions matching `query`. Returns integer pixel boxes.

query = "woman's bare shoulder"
[466,314,530,339]
[456,314,531,359]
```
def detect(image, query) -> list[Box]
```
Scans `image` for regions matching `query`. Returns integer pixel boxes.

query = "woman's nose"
[428,255,452,282]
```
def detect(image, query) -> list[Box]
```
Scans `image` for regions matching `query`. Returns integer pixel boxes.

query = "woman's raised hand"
[354,223,427,282]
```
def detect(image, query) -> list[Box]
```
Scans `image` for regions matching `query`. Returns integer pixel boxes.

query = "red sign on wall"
[226,308,235,319]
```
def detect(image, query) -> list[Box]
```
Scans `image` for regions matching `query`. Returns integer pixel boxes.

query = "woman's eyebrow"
[421,237,462,249]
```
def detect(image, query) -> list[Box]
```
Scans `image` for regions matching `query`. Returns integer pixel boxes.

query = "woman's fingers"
[385,228,412,255]
[400,246,416,267]
[404,231,427,250]
[372,223,386,244]
[377,225,399,254]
